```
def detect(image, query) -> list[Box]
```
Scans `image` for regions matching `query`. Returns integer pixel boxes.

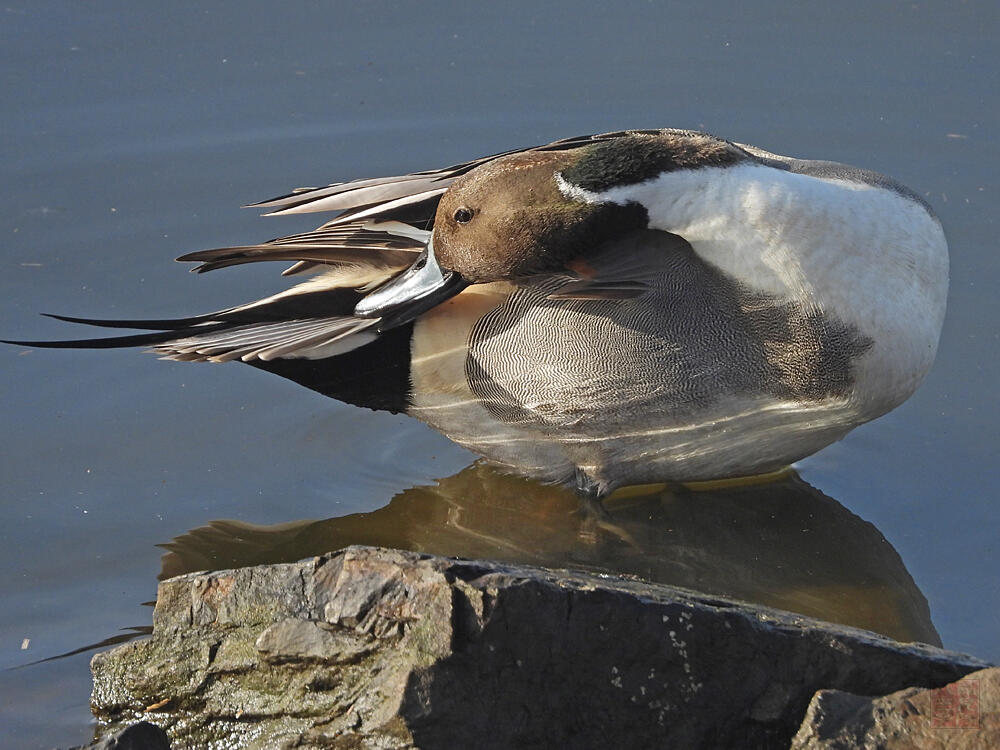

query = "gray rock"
[90,546,988,750]
[791,666,999,749]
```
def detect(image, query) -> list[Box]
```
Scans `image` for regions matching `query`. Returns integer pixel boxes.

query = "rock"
[159,465,942,645]
[791,666,999,749]
[90,546,988,750]
[68,721,171,749]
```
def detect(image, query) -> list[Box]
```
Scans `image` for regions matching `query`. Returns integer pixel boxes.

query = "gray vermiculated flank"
[465,231,873,431]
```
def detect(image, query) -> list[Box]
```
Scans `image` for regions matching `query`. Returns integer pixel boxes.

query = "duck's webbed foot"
[573,469,637,547]
[574,469,611,523]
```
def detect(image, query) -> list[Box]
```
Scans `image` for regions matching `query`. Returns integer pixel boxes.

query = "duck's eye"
[453,207,474,224]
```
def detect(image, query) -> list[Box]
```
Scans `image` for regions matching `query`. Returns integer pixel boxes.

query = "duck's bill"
[354,242,469,331]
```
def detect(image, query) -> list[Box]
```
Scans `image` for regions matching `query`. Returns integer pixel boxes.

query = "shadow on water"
[159,463,940,647]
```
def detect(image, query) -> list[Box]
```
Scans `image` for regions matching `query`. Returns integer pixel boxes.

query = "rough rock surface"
[90,546,988,750]
[791,666,999,749]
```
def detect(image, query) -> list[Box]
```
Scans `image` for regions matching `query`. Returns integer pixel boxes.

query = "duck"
[6,129,949,498]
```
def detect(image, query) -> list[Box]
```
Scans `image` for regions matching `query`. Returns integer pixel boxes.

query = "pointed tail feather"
[2,325,228,350]
[40,311,228,330]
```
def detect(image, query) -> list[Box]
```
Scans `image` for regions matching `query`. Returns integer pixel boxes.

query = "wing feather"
[10,130,704,359]
[156,317,379,363]
[243,128,696,217]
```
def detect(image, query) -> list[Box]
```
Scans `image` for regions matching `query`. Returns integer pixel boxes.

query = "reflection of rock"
[791,666,999,749]
[160,464,939,644]
[69,721,171,749]
[95,547,985,750]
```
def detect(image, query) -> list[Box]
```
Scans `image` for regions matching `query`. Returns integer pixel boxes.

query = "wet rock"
[90,546,988,750]
[791,666,999,749]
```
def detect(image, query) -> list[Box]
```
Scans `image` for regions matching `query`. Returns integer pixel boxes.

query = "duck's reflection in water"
[160,463,939,646]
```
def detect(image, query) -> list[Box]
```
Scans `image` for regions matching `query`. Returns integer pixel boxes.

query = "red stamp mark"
[930,680,980,728]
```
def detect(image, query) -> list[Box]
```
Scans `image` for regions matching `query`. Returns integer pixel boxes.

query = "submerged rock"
[91,546,987,749]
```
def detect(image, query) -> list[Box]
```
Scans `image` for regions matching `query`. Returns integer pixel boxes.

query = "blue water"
[2,2,997,746]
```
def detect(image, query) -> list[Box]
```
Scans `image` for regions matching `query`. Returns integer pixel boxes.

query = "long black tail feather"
[40,311,227,330]
[4,285,369,352]
[2,323,231,350]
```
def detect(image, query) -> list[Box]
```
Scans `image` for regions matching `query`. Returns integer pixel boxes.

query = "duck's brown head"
[431,150,647,282]
[354,148,648,328]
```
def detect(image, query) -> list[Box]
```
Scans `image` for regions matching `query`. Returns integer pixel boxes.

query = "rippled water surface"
[2,3,997,747]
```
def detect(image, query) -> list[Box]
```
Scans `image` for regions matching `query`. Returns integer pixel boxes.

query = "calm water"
[2,2,997,747]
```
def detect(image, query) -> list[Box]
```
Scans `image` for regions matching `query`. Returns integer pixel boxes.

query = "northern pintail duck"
[8,129,949,498]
